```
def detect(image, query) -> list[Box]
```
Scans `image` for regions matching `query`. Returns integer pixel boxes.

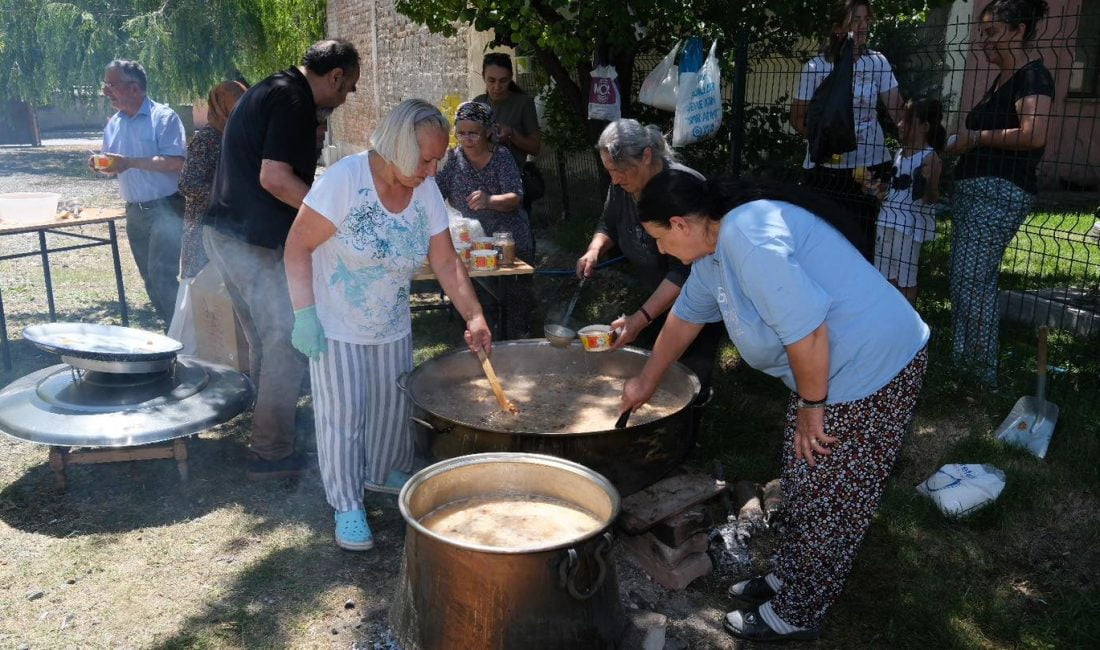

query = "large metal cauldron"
[391,453,625,649]
[399,339,701,496]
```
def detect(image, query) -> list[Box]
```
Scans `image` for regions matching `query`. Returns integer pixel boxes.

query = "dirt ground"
[0,142,762,649]
[4,142,1094,649]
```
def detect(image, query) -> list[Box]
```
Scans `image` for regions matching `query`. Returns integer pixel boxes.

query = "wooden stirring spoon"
[476,348,517,413]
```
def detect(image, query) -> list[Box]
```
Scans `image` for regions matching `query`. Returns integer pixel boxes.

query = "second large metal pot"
[399,339,701,495]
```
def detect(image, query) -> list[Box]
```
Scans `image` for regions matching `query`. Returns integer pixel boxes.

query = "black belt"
[126,193,181,211]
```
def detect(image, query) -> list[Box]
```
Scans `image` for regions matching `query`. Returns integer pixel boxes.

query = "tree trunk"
[612,50,636,118]
[26,101,41,147]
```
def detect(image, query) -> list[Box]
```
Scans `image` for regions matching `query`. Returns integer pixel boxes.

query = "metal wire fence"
[526,9,1099,392]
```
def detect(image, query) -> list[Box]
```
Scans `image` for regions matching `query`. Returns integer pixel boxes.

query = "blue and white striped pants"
[949,177,1033,385]
[309,336,415,513]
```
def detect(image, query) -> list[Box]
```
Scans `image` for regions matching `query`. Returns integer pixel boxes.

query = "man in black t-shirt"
[203,39,359,480]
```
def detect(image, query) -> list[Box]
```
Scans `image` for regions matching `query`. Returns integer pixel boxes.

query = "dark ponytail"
[980,0,1049,43]
[638,170,866,253]
[909,98,946,152]
[482,52,526,95]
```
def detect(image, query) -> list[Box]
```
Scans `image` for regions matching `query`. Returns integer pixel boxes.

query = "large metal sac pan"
[0,357,253,447]
[401,339,701,495]
[23,322,183,363]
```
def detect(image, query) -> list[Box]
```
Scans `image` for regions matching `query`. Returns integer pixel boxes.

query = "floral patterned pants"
[770,347,927,629]
[949,177,1033,385]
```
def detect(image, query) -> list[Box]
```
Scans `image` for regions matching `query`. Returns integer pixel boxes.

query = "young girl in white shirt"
[873,98,945,305]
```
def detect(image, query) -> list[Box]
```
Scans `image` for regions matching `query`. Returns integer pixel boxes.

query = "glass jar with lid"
[492,231,516,267]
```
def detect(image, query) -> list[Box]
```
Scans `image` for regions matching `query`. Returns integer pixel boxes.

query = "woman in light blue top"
[620,169,928,643]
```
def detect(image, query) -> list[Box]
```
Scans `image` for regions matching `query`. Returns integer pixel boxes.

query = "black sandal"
[724,606,822,643]
[728,575,777,604]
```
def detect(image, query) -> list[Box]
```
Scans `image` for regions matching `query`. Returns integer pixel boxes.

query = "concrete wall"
[325,0,498,160]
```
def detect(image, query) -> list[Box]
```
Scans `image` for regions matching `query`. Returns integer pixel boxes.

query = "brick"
[648,505,712,548]
[735,479,764,522]
[620,473,728,534]
[620,611,668,650]
[635,531,709,568]
[763,478,783,519]
[623,540,713,591]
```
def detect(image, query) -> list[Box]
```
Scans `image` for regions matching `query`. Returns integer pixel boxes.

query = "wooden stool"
[47,437,190,490]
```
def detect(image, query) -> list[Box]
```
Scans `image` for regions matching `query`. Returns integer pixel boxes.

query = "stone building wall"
[326,0,497,157]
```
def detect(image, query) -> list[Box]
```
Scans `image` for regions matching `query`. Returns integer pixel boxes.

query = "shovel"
[994,326,1059,458]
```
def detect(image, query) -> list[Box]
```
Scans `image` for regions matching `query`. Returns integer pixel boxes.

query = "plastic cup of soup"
[578,325,615,352]
[470,249,498,271]
[92,154,113,171]
[472,237,496,251]
[454,242,472,264]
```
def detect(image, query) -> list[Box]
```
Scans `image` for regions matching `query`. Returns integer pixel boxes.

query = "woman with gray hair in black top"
[576,119,725,396]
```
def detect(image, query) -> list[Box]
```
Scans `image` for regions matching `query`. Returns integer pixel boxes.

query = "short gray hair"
[596,119,676,168]
[105,60,147,91]
[370,99,451,176]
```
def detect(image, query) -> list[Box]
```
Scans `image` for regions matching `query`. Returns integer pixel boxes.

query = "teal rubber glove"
[291,305,327,360]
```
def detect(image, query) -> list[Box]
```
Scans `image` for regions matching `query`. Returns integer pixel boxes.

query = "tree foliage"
[0,0,325,105]
[397,0,951,148]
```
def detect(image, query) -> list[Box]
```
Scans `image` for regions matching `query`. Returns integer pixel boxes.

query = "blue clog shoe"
[334,510,374,551]
[364,469,413,495]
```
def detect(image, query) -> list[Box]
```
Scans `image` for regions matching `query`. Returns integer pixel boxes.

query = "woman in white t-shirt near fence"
[283,99,492,551]
[873,98,945,305]
[789,0,904,261]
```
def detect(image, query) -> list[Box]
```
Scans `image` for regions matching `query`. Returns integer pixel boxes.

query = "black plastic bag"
[522,161,545,203]
[807,35,857,165]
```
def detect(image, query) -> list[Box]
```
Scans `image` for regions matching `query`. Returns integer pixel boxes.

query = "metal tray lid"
[22,322,183,362]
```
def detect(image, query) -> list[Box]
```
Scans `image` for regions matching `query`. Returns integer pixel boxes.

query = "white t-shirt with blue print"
[303,151,449,345]
[672,200,929,403]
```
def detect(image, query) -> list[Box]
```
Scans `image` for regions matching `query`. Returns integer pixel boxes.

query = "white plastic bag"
[916,464,1006,518]
[167,276,198,356]
[447,207,486,246]
[587,65,622,122]
[672,40,723,147]
[640,41,681,112]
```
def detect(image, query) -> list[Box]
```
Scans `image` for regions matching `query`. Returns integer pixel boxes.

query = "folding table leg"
[108,221,129,326]
[0,287,10,371]
[37,231,57,321]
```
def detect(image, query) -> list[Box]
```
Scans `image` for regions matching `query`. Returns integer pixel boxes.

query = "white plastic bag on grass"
[640,41,681,112]
[916,464,1006,518]
[672,40,722,147]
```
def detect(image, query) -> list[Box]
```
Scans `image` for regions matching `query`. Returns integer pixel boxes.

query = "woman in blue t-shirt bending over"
[620,169,929,643]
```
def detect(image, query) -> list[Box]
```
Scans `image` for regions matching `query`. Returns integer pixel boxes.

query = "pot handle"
[558,532,613,600]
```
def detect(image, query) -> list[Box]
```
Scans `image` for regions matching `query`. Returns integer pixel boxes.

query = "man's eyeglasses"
[455,131,483,140]
[102,81,134,91]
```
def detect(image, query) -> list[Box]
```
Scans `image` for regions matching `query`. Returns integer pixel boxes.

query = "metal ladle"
[544,278,586,348]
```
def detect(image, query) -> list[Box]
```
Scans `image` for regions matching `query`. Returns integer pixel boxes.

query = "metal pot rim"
[399,452,621,555]
[23,322,182,362]
[401,339,700,436]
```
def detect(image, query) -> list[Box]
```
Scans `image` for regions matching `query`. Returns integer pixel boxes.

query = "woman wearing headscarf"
[435,100,534,338]
[284,99,491,551]
[168,80,247,351]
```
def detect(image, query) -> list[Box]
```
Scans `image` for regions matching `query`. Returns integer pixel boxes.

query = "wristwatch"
[796,394,828,410]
